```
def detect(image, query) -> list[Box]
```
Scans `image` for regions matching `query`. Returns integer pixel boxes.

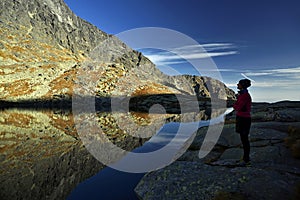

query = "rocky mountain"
[0,0,236,199]
[0,0,235,103]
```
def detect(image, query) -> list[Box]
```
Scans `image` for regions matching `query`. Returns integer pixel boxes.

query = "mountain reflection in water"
[0,106,232,200]
[68,107,233,200]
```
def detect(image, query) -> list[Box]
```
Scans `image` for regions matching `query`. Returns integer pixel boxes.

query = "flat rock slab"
[250,126,288,141]
[189,124,241,150]
[218,145,283,164]
[135,161,300,200]
[219,148,243,160]
[209,159,243,167]
[135,118,300,200]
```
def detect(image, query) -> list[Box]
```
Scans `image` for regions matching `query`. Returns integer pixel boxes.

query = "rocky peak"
[0,0,107,57]
[0,0,235,103]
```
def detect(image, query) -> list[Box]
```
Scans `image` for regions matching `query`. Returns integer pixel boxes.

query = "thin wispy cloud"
[226,66,300,89]
[202,68,237,72]
[142,43,238,66]
[242,72,273,76]
[146,51,238,65]
[250,80,300,88]
[171,43,236,53]
[201,43,236,51]
[244,66,300,79]
[272,66,300,74]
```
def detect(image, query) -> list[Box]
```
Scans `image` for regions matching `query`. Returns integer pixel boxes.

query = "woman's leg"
[240,131,250,162]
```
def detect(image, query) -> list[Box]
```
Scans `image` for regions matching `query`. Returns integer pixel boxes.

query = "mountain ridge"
[0,0,236,103]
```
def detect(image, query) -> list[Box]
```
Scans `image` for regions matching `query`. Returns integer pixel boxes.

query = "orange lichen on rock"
[43,68,77,98]
[0,79,36,98]
[0,49,21,62]
[0,23,80,64]
[0,112,34,128]
[0,64,28,75]
[132,82,174,96]
[0,133,18,154]
[43,110,78,139]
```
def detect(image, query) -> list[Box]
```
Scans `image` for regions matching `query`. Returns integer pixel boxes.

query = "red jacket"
[233,90,252,118]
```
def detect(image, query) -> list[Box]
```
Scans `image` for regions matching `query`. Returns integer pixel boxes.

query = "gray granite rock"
[135,161,299,200]
[135,103,300,200]
[217,124,241,147]
[219,148,243,160]
[252,101,300,122]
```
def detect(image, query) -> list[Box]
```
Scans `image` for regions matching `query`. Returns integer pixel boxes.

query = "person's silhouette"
[233,79,252,165]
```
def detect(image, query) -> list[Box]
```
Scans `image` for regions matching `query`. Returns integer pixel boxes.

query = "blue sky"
[64,0,300,102]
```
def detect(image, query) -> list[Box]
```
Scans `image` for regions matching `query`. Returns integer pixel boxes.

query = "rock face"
[135,101,300,200]
[0,0,235,102]
[180,75,236,100]
[0,0,107,58]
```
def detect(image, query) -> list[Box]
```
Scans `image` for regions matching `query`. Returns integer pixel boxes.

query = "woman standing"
[233,79,252,165]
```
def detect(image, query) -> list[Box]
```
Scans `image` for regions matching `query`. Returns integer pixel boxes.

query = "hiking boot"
[237,160,251,167]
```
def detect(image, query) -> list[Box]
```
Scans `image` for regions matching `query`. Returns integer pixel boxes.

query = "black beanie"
[239,79,251,88]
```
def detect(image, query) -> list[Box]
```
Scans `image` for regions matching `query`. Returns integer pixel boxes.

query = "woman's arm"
[233,95,246,111]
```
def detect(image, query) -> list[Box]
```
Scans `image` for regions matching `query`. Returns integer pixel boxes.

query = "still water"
[68,107,233,199]
[0,105,232,199]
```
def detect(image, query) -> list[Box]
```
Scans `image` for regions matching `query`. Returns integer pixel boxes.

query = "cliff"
[0,0,235,102]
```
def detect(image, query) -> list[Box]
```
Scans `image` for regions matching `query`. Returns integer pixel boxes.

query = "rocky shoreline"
[134,101,300,200]
[1,100,299,199]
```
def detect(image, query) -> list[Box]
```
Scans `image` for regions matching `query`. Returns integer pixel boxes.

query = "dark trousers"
[240,131,250,162]
[236,116,251,162]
